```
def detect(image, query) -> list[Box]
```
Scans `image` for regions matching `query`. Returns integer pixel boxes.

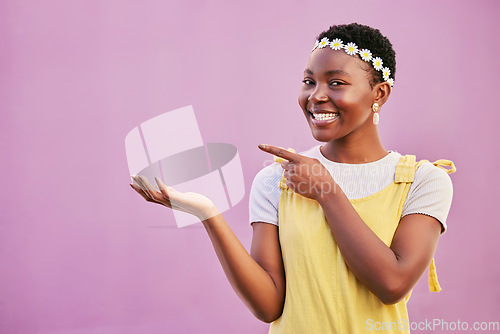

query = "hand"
[258,144,338,201]
[129,175,219,221]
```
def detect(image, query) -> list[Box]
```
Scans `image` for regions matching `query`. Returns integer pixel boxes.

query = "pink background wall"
[1,0,499,333]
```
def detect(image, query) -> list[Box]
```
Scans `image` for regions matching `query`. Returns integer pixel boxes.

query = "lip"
[308,110,339,126]
[309,109,336,114]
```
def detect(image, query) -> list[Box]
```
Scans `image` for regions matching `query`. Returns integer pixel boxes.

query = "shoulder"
[396,153,453,188]
[248,161,283,226]
[414,161,454,193]
[249,146,319,225]
[251,162,283,189]
[403,158,454,232]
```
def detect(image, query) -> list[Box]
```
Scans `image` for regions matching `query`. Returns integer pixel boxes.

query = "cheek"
[298,89,308,109]
[298,92,312,119]
[334,92,356,107]
[335,91,370,112]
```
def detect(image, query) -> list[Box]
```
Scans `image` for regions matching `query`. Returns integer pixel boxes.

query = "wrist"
[315,181,343,206]
[198,204,220,222]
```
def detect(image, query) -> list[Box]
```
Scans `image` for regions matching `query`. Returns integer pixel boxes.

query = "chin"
[309,127,335,143]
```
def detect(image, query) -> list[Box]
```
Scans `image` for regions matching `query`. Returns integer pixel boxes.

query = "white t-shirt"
[249,145,453,232]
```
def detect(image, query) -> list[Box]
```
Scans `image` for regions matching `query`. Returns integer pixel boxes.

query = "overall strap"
[395,155,456,184]
[274,148,296,190]
[394,154,457,293]
[432,159,456,174]
[426,159,455,291]
[394,155,417,183]
[428,258,441,292]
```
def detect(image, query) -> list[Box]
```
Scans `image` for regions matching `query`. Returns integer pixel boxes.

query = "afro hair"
[316,23,396,87]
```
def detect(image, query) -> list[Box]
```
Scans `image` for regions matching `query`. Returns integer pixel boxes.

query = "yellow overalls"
[269,154,456,334]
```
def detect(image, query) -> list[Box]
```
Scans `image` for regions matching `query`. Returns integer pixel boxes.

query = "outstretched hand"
[258,144,338,202]
[129,175,219,221]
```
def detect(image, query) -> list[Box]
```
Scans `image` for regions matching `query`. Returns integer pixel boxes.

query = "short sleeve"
[248,163,283,226]
[402,162,454,233]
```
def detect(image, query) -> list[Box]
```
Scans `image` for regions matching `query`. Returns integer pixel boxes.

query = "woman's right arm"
[130,175,285,323]
[202,217,285,323]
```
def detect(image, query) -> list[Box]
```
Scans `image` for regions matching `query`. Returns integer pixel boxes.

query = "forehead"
[305,48,369,76]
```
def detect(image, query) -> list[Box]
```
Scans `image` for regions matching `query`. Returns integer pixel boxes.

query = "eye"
[302,79,315,85]
[329,80,344,86]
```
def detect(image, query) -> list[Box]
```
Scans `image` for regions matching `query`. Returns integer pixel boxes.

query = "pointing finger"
[258,144,301,162]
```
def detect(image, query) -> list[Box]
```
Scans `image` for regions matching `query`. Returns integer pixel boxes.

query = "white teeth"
[312,112,338,121]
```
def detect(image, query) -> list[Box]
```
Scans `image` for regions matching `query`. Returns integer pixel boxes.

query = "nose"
[308,83,329,103]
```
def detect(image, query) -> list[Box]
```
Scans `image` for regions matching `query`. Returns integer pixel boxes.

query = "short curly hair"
[316,23,396,87]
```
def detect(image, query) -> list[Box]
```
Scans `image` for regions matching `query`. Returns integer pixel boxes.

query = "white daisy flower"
[386,78,394,87]
[372,57,383,70]
[359,49,372,62]
[382,67,391,80]
[344,42,358,56]
[329,38,344,50]
[318,37,329,48]
[312,40,319,51]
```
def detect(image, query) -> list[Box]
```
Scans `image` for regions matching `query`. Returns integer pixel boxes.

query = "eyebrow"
[304,69,350,76]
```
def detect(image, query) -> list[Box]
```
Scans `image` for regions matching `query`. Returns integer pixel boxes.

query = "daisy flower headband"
[312,37,394,87]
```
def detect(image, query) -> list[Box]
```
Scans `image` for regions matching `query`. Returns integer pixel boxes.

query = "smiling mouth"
[309,111,339,122]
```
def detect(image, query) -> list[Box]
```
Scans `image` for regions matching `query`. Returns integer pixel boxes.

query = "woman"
[130,23,455,333]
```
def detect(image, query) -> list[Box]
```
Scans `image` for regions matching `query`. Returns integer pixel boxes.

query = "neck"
[320,129,388,164]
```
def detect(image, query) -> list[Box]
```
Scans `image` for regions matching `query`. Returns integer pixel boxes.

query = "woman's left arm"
[258,144,442,305]
[318,192,441,305]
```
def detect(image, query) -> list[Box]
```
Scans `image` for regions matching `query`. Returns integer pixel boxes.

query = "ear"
[373,81,391,107]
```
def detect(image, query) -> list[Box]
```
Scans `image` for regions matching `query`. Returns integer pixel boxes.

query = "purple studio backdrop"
[1,1,499,333]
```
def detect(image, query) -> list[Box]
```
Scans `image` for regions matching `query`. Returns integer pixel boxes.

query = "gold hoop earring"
[372,103,380,125]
